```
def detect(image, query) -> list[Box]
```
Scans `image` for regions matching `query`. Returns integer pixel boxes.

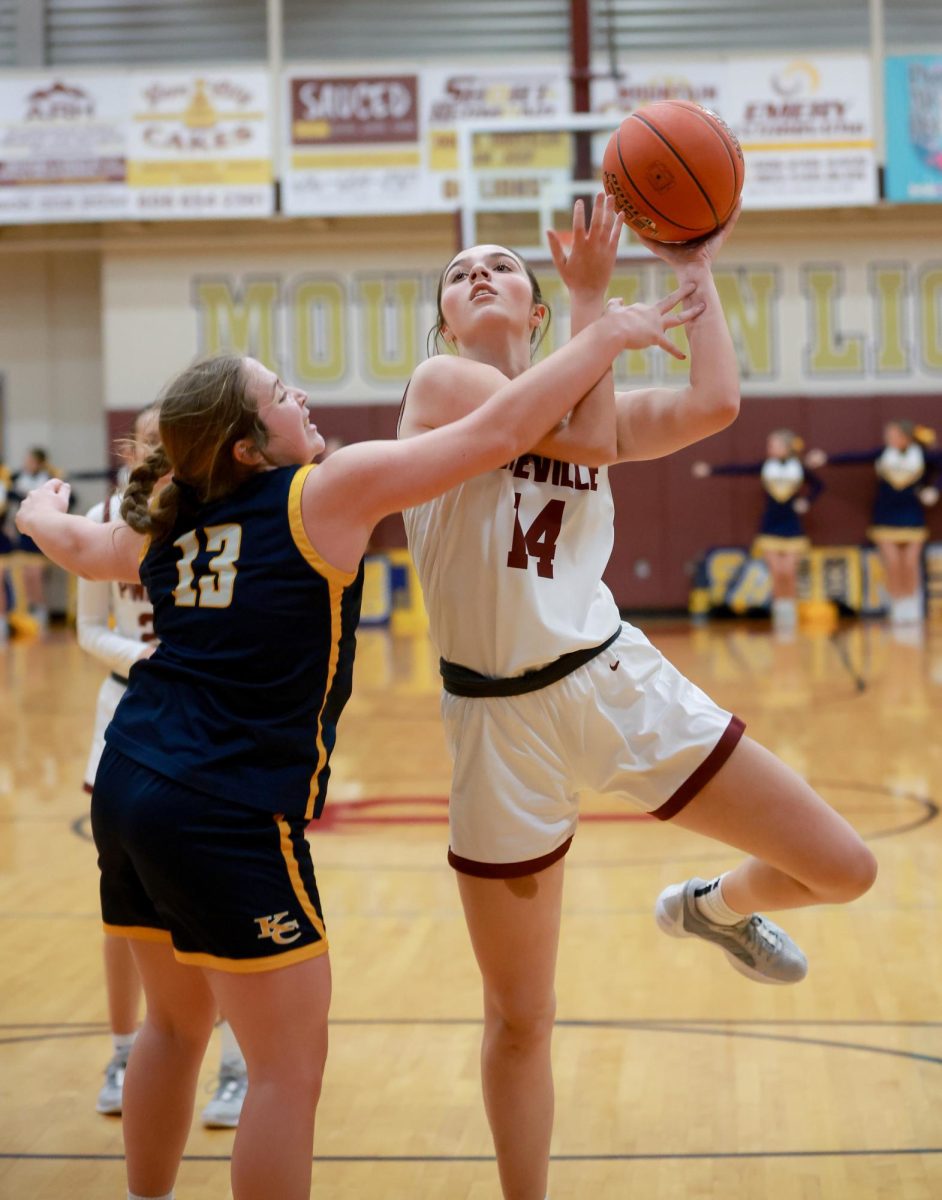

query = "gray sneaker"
[201,1066,248,1128]
[655,877,808,985]
[96,1051,128,1115]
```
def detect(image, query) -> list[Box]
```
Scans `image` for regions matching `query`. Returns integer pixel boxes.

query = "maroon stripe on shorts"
[448,835,574,879]
[651,714,746,822]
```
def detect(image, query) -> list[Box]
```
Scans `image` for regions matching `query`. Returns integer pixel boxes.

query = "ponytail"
[121,444,174,539]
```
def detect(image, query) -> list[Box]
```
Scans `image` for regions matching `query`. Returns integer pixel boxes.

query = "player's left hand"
[793,497,810,514]
[919,486,939,507]
[14,478,70,533]
[546,192,624,297]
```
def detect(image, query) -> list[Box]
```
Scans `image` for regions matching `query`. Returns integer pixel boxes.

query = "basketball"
[602,100,744,243]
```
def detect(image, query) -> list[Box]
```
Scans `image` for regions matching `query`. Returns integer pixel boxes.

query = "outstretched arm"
[693,460,764,478]
[614,204,742,463]
[305,296,702,573]
[15,481,144,582]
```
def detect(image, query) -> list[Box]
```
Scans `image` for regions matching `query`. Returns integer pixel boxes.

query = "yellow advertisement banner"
[127,159,271,187]
[290,149,422,171]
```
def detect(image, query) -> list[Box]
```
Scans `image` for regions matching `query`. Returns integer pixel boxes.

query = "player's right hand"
[15,478,70,532]
[604,285,704,360]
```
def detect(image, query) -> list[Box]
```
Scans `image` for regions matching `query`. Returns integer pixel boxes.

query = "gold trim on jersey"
[868,525,928,544]
[174,940,329,973]
[288,464,358,585]
[753,535,809,554]
[287,464,355,821]
[102,922,172,943]
[275,815,327,940]
[138,535,151,566]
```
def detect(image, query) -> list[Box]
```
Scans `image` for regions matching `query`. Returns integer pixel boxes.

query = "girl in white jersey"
[400,194,877,1200]
[79,405,248,1126]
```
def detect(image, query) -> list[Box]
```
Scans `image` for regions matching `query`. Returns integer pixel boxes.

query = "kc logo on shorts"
[254,911,301,944]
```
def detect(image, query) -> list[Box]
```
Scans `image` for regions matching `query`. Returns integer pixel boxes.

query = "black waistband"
[441,628,621,698]
[110,672,129,687]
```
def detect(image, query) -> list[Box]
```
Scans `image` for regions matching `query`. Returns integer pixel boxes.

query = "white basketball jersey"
[91,494,155,642]
[403,452,622,678]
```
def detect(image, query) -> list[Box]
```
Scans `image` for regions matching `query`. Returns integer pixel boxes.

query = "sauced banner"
[282,63,571,216]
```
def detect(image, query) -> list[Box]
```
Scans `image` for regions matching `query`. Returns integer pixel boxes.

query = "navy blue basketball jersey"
[105,465,364,821]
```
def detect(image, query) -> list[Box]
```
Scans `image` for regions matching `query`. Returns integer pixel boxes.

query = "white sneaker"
[96,1051,128,1115]
[201,1066,248,1128]
[656,877,808,985]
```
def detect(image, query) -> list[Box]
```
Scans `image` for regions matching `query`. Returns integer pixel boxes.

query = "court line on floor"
[2,1018,940,1068]
[3,1147,942,1163]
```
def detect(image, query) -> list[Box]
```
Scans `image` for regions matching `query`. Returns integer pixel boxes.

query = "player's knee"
[486,992,556,1052]
[820,842,878,903]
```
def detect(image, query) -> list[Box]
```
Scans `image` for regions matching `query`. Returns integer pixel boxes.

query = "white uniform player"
[403,447,742,876]
[78,492,155,790]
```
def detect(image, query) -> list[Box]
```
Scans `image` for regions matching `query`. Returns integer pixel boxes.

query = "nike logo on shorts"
[609,660,620,671]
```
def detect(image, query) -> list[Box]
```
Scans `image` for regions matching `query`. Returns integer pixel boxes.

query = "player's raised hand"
[603,284,703,360]
[641,198,743,270]
[547,192,624,297]
[15,478,70,533]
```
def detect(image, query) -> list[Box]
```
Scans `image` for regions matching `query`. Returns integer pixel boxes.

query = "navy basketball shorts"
[92,745,328,972]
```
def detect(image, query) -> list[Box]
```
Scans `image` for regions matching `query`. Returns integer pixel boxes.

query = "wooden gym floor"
[1,618,941,1199]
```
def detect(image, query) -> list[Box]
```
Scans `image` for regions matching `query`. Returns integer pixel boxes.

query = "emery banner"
[724,55,876,208]
[590,54,877,210]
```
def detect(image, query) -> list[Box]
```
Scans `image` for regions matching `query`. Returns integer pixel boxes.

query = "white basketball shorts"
[83,674,128,792]
[441,622,744,877]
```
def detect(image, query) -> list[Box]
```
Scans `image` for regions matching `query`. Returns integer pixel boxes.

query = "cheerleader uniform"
[708,456,822,555]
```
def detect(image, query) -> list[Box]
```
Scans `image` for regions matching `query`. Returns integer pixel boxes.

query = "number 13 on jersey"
[172,524,243,608]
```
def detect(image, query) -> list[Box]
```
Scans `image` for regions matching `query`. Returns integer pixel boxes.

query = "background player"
[15,286,693,1200]
[78,403,248,1126]
[399,195,877,1200]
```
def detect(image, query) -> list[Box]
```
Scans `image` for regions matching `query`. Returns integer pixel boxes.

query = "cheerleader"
[811,420,938,625]
[693,429,822,628]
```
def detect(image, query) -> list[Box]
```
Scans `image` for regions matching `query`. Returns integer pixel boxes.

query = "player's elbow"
[703,389,740,434]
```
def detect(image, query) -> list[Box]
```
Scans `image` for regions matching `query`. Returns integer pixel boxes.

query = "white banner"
[283,71,425,216]
[422,65,572,210]
[725,55,877,208]
[126,69,273,219]
[0,75,131,223]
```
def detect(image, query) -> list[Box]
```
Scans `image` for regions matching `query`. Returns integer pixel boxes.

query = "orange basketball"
[602,100,744,243]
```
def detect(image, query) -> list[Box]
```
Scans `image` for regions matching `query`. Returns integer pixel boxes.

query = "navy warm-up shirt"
[106,464,364,820]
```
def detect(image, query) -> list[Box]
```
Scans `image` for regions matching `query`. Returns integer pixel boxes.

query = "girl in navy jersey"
[810,420,938,626]
[693,428,823,629]
[399,194,877,1200]
[16,283,694,1200]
